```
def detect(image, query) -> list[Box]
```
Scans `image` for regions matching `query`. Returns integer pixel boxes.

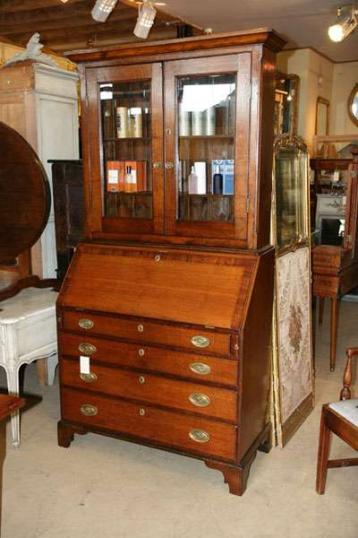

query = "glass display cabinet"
[271,135,313,446]
[57,30,285,496]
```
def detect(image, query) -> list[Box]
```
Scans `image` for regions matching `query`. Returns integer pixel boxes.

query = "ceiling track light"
[328,4,358,42]
[133,1,157,39]
[91,0,119,23]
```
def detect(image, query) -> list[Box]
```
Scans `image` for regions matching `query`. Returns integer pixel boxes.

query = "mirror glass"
[348,84,358,126]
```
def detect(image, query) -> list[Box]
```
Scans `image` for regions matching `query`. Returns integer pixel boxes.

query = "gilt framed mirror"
[348,84,358,127]
[274,73,300,136]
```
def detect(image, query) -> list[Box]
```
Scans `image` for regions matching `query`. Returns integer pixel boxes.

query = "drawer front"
[61,387,237,461]
[61,310,232,356]
[59,333,238,387]
[60,358,237,422]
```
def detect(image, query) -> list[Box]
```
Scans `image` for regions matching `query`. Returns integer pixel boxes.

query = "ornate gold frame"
[347,83,358,127]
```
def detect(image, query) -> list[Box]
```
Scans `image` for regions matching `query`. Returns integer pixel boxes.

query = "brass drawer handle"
[189,362,211,375]
[138,348,145,357]
[78,318,94,330]
[78,343,97,356]
[188,392,211,407]
[137,324,144,332]
[138,375,145,384]
[80,404,98,417]
[189,429,210,443]
[80,372,97,383]
[191,335,211,348]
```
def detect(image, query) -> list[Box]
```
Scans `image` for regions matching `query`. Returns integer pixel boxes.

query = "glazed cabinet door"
[84,63,164,235]
[163,54,251,241]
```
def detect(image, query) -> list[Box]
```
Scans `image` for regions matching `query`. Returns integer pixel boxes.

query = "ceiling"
[0,0,202,52]
[0,0,357,62]
[166,0,358,62]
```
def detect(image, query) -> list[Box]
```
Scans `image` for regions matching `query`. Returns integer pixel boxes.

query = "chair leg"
[330,297,340,372]
[316,408,332,494]
[318,297,325,325]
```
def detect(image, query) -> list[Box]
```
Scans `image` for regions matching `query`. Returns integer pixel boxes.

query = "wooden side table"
[0,287,58,447]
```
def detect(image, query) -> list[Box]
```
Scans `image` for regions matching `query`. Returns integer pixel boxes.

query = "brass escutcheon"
[154,254,161,262]
[138,348,145,357]
[189,362,211,375]
[78,342,97,356]
[137,324,144,332]
[78,318,94,330]
[80,404,98,417]
[189,429,210,443]
[139,408,146,416]
[188,392,211,407]
[138,376,145,384]
[191,335,211,348]
[80,372,97,383]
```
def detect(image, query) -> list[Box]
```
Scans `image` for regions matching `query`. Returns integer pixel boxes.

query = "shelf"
[179,135,234,140]
[103,137,151,142]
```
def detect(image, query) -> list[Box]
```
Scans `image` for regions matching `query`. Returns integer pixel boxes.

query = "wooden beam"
[0,9,135,35]
[0,0,85,13]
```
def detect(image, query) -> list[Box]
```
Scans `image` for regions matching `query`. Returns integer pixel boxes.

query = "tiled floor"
[1,300,357,538]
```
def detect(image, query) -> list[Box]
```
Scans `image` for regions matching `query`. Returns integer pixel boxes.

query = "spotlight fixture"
[328,5,358,42]
[91,0,118,23]
[133,1,157,39]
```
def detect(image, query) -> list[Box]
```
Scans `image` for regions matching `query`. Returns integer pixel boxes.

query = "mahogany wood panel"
[60,357,237,421]
[61,309,232,356]
[59,243,257,330]
[0,121,50,264]
[60,387,237,461]
[238,247,274,459]
[59,332,238,386]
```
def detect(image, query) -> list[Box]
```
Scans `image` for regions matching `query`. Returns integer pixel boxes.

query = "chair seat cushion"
[329,399,358,426]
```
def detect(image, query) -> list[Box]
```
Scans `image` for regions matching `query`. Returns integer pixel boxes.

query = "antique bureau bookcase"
[57,29,285,495]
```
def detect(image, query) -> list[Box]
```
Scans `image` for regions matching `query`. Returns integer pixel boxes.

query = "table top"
[0,287,57,324]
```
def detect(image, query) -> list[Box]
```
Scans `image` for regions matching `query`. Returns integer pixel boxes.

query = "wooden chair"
[316,347,358,494]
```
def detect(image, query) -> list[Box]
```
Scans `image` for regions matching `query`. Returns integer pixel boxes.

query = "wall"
[277,49,334,152]
[330,62,358,135]
[277,49,358,151]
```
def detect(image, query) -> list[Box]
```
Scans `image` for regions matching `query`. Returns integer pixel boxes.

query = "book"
[106,161,125,192]
[125,160,147,192]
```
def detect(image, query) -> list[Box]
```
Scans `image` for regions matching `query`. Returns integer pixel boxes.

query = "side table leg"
[5,368,21,448]
[330,297,340,372]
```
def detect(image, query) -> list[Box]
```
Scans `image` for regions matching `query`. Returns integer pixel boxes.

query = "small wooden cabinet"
[57,30,285,495]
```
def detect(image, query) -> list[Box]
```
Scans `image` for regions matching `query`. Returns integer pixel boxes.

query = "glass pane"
[100,80,152,219]
[176,73,236,222]
[275,144,308,249]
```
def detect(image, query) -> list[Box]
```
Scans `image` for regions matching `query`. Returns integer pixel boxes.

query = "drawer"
[59,333,238,387]
[60,358,237,422]
[61,387,237,462]
[61,310,232,356]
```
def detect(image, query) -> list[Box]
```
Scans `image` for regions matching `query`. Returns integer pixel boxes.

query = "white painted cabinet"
[0,61,79,277]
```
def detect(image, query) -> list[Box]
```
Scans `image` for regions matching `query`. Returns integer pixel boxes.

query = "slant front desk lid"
[59,243,258,330]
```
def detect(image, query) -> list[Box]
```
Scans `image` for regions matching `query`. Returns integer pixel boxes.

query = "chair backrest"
[340,347,358,400]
